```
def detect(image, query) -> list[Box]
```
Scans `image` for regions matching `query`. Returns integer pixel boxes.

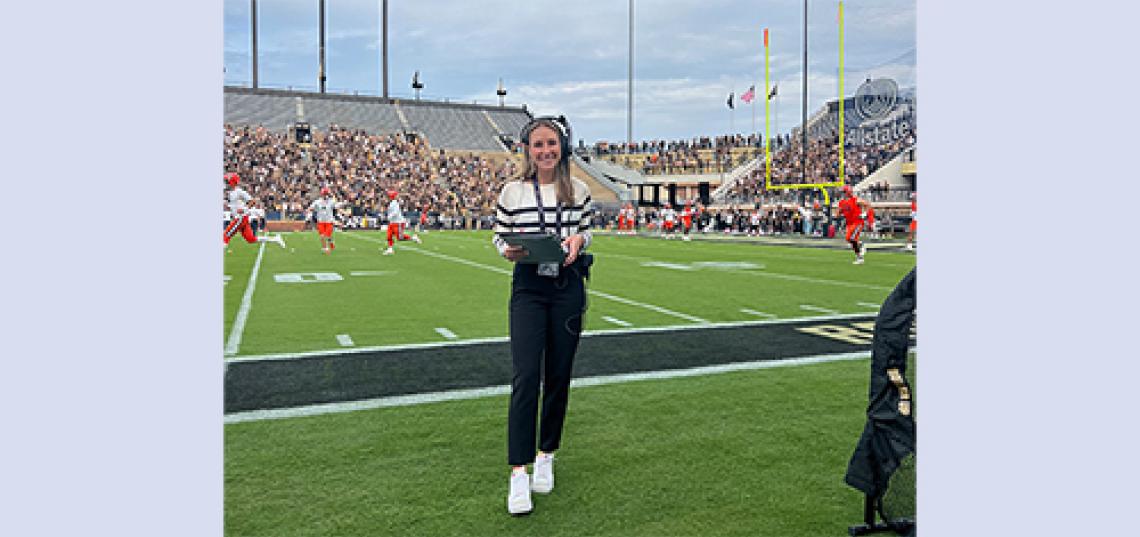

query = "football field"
[224,230,916,536]
[224,230,914,357]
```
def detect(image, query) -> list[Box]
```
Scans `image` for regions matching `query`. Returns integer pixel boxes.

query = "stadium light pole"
[628,0,634,147]
[319,0,327,93]
[250,0,258,89]
[801,0,808,186]
[382,0,388,99]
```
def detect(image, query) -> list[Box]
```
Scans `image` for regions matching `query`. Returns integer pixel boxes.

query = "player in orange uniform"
[837,185,871,264]
[906,192,916,250]
[680,201,695,241]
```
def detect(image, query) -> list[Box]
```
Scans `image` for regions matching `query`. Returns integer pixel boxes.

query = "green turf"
[224,230,915,356]
[226,357,886,537]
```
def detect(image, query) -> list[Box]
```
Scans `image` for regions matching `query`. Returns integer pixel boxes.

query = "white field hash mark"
[224,243,266,356]
[857,302,881,309]
[336,334,355,347]
[344,233,709,324]
[740,308,776,318]
[799,304,840,315]
[435,327,458,340]
[601,316,632,327]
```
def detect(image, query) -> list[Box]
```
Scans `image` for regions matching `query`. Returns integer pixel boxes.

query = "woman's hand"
[503,244,529,262]
[562,234,584,266]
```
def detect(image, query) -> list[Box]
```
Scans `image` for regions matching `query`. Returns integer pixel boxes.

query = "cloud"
[224,0,916,143]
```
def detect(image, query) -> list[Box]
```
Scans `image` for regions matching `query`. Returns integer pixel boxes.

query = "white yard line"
[344,233,708,324]
[857,302,881,309]
[224,349,879,424]
[224,243,266,356]
[799,304,841,315]
[224,311,877,364]
[590,249,893,291]
[349,271,393,276]
[588,289,710,324]
[434,327,458,340]
[336,334,355,347]
[601,316,632,327]
[740,308,776,318]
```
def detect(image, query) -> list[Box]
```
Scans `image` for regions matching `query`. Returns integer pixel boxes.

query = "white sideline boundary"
[224,311,878,364]
[224,243,266,356]
[224,349,879,424]
[343,233,709,324]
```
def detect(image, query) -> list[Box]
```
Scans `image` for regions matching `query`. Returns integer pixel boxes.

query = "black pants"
[507,262,586,466]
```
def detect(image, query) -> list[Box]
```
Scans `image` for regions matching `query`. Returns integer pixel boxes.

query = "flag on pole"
[727,92,735,109]
[741,85,756,104]
[767,84,779,100]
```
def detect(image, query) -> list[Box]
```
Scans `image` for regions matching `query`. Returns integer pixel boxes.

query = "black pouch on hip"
[574,252,594,281]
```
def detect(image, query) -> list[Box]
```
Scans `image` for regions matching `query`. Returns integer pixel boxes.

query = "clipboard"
[499,232,566,264]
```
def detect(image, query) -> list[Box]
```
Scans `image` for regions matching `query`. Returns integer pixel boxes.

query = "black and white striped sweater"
[492,176,593,255]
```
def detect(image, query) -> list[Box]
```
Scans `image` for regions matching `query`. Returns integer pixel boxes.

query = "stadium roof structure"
[224,86,532,152]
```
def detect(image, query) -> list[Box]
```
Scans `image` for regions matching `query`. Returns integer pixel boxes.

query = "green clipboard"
[499,232,566,264]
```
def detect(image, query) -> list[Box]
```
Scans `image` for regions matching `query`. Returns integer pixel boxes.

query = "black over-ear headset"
[519,115,572,163]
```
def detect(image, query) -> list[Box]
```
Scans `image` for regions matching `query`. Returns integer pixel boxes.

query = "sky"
[223,0,915,145]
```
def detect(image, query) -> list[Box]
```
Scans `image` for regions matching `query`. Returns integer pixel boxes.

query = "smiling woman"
[491,115,596,516]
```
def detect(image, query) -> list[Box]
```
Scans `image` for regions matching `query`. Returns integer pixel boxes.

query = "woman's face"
[527,125,561,172]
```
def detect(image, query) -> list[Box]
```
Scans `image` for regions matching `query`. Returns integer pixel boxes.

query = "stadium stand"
[224,87,530,152]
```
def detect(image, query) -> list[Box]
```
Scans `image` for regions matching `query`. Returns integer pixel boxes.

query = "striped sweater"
[492,176,593,255]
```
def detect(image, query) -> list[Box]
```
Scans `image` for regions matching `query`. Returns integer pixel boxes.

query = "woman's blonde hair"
[515,118,574,205]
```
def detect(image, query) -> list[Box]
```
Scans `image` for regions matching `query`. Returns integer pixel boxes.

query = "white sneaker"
[859,244,867,258]
[853,257,864,265]
[531,453,553,494]
[905,243,914,251]
[507,470,533,515]
[382,247,394,255]
[412,235,422,244]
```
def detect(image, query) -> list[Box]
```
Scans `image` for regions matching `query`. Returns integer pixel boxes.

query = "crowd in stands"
[723,130,915,203]
[591,133,779,176]
[224,122,912,235]
[223,124,517,228]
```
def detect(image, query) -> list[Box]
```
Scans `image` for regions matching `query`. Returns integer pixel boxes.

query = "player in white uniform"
[247,205,266,237]
[660,203,677,239]
[308,187,342,254]
[223,173,285,249]
[382,190,422,255]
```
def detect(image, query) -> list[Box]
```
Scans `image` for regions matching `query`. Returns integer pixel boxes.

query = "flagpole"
[751,95,756,146]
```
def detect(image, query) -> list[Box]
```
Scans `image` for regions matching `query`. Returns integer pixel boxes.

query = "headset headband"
[519,115,571,146]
